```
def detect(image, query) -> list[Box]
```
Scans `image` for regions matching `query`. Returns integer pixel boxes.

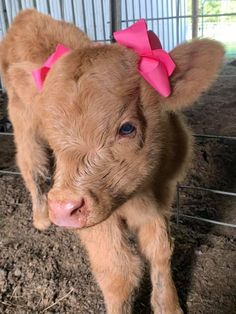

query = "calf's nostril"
[70,207,80,216]
[70,199,85,216]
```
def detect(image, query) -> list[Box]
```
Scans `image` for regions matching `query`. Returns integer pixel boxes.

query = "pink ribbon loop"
[32,44,71,90]
[114,19,176,97]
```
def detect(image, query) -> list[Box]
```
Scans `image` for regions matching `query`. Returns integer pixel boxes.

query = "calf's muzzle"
[48,197,89,228]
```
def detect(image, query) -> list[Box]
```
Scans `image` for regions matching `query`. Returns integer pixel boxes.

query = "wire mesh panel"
[1,1,236,50]
[0,0,111,42]
[121,0,188,51]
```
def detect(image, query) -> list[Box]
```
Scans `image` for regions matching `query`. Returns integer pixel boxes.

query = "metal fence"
[1,1,236,48]
[175,134,236,229]
[0,0,189,48]
[0,0,112,42]
[0,0,236,229]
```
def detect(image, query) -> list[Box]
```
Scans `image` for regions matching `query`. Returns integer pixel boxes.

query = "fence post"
[110,0,121,42]
[192,0,199,38]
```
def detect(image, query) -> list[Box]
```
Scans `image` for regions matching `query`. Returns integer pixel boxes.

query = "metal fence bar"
[166,0,170,51]
[81,0,87,34]
[0,0,7,37]
[0,170,51,183]
[124,0,128,27]
[184,0,187,43]
[170,0,174,49]
[182,0,185,43]
[131,0,135,27]
[192,0,198,38]
[219,75,236,77]
[0,170,21,175]
[123,12,236,23]
[138,0,141,19]
[101,0,106,41]
[144,0,148,27]
[46,0,51,14]
[179,185,236,197]
[150,0,154,31]
[110,0,121,38]
[70,0,76,25]
[91,0,97,41]
[161,0,165,49]
[194,134,236,141]
[59,0,64,20]
[176,0,180,44]
[0,132,13,136]
[4,0,13,24]
[173,212,236,229]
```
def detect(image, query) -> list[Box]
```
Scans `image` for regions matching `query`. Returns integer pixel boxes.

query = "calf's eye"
[119,122,136,136]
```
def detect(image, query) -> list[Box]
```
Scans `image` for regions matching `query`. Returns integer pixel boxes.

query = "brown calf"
[0,9,224,314]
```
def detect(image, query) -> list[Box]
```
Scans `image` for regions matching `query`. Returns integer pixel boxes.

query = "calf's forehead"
[41,45,141,135]
[41,75,140,151]
[76,70,140,116]
[45,64,139,115]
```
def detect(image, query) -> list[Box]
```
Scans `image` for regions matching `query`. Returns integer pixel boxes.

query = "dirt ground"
[0,61,235,314]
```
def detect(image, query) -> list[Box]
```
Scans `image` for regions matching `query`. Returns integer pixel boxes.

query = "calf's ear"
[6,61,39,105]
[161,39,224,111]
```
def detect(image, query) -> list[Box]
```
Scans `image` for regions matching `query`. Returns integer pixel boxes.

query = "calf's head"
[8,39,224,228]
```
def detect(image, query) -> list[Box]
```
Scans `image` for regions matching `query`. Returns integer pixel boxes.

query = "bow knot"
[32,44,71,90]
[114,19,175,97]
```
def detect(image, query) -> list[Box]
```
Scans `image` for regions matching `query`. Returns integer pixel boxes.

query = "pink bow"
[114,19,175,97]
[32,44,71,90]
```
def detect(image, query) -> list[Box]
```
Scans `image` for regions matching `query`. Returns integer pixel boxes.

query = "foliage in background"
[201,0,236,22]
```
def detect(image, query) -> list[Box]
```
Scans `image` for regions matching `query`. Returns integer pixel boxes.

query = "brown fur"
[0,9,224,313]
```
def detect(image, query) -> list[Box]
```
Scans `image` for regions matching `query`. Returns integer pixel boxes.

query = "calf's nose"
[48,198,89,228]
